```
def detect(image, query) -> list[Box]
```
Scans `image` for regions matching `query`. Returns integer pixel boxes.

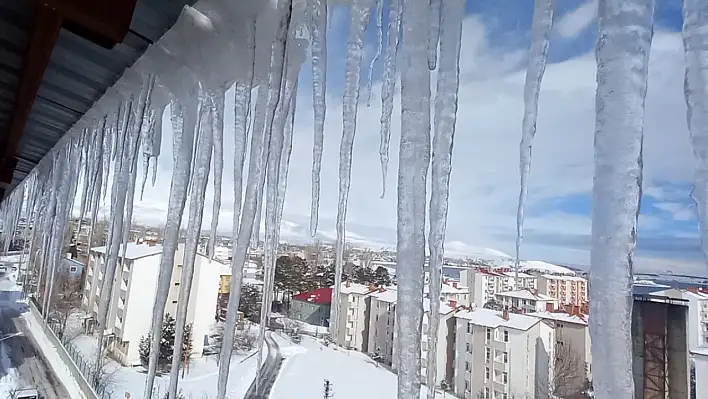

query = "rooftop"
[339,282,376,295]
[90,243,163,260]
[541,274,586,281]
[691,346,708,357]
[495,289,557,302]
[456,308,541,331]
[530,311,588,326]
[293,287,333,305]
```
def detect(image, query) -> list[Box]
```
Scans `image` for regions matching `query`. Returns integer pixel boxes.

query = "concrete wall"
[28,301,98,399]
[667,304,689,399]
[695,353,708,399]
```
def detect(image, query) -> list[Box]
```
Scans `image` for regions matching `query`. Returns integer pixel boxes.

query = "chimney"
[379,287,385,293]
[345,280,350,288]
[546,302,554,312]
[148,240,156,247]
[448,300,457,308]
[688,286,699,294]
[452,282,458,289]
[502,308,509,321]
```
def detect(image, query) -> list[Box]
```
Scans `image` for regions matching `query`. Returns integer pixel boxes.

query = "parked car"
[13,388,39,399]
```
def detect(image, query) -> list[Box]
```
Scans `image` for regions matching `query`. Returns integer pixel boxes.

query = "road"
[0,271,71,398]
[244,331,283,399]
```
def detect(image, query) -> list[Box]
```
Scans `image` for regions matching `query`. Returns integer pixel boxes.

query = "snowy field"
[270,334,448,399]
[69,332,262,398]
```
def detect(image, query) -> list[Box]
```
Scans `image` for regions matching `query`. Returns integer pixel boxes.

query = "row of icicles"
[1,0,706,398]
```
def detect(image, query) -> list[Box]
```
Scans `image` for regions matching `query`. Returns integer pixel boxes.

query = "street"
[0,269,70,399]
[244,331,283,399]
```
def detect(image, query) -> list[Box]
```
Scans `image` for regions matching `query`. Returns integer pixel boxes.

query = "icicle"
[168,96,214,399]
[308,0,327,236]
[41,152,66,314]
[379,0,402,199]
[683,0,708,272]
[590,1,653,398]
[143,81,198,399]
[330,0,373,352]
[366,0,384,107]
[209,86,225,259]
[151,83,170,187]
[100,113,113,201]
[394,0,431,396]
[425,0,463,395]
[248,85,272,250]
[514,0,555,285]
[216,2,293,396]
[427,0,442,70]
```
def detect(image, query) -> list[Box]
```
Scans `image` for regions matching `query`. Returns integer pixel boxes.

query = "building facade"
[334,282,375,351]
[537,275,588,307]
[454,308,554,399]
[291,287,332,327]
[83,242,220,366]
[495,289,559,313]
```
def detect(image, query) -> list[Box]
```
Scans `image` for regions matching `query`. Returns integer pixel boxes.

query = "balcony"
[493,360,508,372]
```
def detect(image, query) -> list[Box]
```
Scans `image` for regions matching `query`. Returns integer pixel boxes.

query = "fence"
[46,319,117,399]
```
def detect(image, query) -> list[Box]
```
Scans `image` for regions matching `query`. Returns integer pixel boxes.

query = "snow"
[90,243,163,260]
[270,335,446,399]
[0,342,18,398]
[519,259,575,275]
[456,308,541,331]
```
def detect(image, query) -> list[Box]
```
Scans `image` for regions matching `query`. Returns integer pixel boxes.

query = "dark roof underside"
[0,0,196,190]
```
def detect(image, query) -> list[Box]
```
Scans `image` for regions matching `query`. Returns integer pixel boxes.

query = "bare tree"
[360,248,374,270]
[50,277,83,340]
[91,358,120,396]
[537,341,589,399]
[305,240,324,267]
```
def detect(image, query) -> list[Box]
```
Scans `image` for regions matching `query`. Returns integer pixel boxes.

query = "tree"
[373,266,392,286]
[138,313,188,371]
[537,341,589,399]
[50,277,82,341]
[139,335,151,367]
[483,299,504,311]
[239,283,262,321]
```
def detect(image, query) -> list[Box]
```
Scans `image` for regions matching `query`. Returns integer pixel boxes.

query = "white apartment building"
[425,281,471,306]
[684,289,708,352]
[83,242,221,366]
[692,347,708,399]
[454,308,555,399]
[536,274,588,307]
[462,269,537,308]
[334,281,376,351]
[495,289,559,313]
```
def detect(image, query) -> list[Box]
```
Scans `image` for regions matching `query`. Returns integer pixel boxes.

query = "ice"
[248,85,271,250]
[427,0,441,70]
[683,0,708,270]
[101,108,117,201]
[168,93,214,398]
[379,0,402,198]
[590,1,654,398]
[366,0,383,106]
[308,0,328,237]
[425,0,464,394]
[514,0,555,284]
[209,86,225,259]
[330,0,373,346]
[41,150,67,313]
[395,0,432,396]
[143,82,199,399]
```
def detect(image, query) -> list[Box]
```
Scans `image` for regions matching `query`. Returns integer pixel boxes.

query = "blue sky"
[133,0,707,276]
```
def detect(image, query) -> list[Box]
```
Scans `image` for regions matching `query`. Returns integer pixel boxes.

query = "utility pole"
[323,379,333,398]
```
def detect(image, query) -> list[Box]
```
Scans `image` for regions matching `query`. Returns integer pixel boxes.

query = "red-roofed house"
[291,287,333,327]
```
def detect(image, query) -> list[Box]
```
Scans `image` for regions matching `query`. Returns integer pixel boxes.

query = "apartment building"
[692,347,708,399]
[83,242,221,366]
[684,289,708,352]
[334,281,376,351]
[425,280,471,306]
[530,311,591,397]
[454,308,554,399]
[463,269,537,308]
[537,274,588,307]
[367,288,397,363]
[495,289,559,313]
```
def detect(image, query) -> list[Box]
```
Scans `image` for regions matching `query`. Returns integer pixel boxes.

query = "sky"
[126,0,708,276]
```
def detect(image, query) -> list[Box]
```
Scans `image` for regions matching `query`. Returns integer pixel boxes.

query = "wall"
[188,255,221,356]
[695,353,708,399]
[367,298,396,364]
[28,301,98,399]
[120,256,160,365]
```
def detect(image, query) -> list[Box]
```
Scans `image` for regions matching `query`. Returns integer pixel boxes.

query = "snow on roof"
[531,311,588,326]
[541,274,586,281]
[423,298,455,315]
[370,288,398,303]
[338,282,375,295]
[456,308,540,331]
[683,290,708,300]
[424,282,469,295]
[691,346,708,357]
[520,260,575,275]
[91,243,163,260]
[293,287,333,305]
[496,289,557,302]
[501,271,534,279]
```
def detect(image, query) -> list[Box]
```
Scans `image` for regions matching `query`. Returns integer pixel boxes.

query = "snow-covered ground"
[270,334,448,399]
[69,331,261,398]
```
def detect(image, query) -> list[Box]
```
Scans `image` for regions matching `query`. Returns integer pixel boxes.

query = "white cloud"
[555,0,597,39]
[128,14,699,273]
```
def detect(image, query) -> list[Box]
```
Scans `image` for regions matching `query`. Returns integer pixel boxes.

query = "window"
[486,328,491,342]
[69,266,77,273]
[174,282,180,286]
[503,330,509,342]
[467,322,472,334]
[485,387,490,398]
[177,264,183,268]
[466,342,471,353]
[464,380,470,392]
[485,347,490,361]
[503,352,508,363]
[503,393,508,399]
[465,361,469,371]
[172,300,178,304]
[485,367,490,382]
[502,372,508,384]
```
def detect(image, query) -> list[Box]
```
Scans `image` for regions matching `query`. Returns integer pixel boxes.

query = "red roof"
[293,287,333,305]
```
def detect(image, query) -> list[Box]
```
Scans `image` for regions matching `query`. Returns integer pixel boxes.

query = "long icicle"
[590,1,653,398]
[143,83,199,398]
[683,0,708,272]
[330,0,373,350]
[395,0,431,396]
[167,94,214,399]
[514,0,555,286]
[426,0,442,70]
[308,0,328,237]
[379,0,402,198]
[216,3,292,397]
[425,0,464,395]
[209,86,225,259]
[366,0,384,107]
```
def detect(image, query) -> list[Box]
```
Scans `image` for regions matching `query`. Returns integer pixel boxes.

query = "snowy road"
[244,331,282,399]
[0,274,71,398]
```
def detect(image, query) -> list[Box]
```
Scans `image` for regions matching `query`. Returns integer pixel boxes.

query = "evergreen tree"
[182,323,193,364]
[160,313,177,368]
[239,284,262,320]
[373,266,392,286]
[138,334,151,366]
